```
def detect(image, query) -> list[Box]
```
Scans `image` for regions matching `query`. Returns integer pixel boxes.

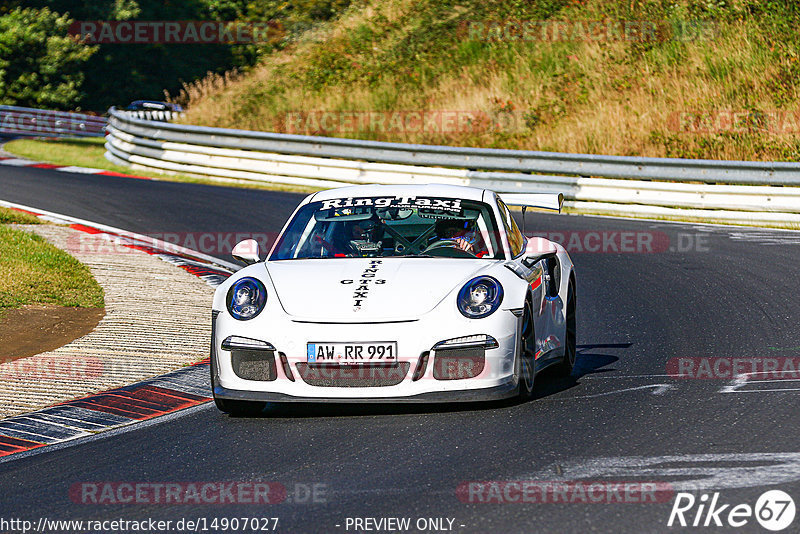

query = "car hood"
[265,258,494,322]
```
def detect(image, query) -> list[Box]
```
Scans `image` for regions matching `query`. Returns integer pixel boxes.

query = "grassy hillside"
[176,0,800,161]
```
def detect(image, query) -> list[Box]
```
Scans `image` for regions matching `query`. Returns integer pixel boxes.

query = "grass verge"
[3,137,318,194]
[0,225,105,316]
[0,207,42,225]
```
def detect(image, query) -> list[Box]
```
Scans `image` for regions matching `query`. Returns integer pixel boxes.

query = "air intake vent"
[296,363,410,387]
[211,311,220,360]
[433,347,485,380]
[231,349,277,381]
[412,352,430,381]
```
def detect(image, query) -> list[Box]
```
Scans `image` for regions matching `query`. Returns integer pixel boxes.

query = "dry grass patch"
[0,207,41,225]
[175,0,800,161]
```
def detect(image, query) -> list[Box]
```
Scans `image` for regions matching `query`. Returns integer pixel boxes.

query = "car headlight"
[457,276,503,319]
[226,277,267,320]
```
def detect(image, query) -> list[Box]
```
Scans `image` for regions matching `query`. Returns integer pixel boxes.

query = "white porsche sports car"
[211,184,576,414]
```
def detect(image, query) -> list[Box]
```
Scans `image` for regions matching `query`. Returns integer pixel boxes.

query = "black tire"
[556,281,577,377]
[518,299,536,400]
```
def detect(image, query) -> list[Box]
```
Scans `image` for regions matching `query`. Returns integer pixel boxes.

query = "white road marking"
[729,389,800,393]
[720,373,800,393]
[719,373,750,393]
[580,374,674,379]
[568,384,676,399]
[569,212,800,233]
[53,166,104,174]
[0,158,38,166]
[728,231,800,245]
[526,453,800,491]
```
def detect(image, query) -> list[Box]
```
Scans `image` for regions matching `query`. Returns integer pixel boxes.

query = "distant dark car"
[124,100,183,121]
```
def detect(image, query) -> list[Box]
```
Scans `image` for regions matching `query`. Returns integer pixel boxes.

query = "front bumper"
[212,379,518,403]
[212,306,521,401]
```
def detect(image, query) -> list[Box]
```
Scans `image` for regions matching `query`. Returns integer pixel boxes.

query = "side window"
[497,199,524,257]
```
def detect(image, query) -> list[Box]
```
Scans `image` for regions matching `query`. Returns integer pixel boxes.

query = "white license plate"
[307,342,397,364]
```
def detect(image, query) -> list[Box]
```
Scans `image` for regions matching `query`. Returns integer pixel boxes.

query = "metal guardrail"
[105,107,800,225]
[0,106,183,139]
[0,105,106,138]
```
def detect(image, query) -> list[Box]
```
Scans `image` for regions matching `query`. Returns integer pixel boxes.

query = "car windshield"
[270,196,503,260]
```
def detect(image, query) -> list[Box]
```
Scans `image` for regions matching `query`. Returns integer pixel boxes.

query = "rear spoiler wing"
[499,193,564,213]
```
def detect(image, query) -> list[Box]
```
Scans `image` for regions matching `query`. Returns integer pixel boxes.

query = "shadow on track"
[217,343,630,419]
[531,342,629,400]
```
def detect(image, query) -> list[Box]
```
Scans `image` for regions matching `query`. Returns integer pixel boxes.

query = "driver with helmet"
[430,218,487,256]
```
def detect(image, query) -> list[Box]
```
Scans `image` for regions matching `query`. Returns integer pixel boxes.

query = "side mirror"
[232,239,261,265]
[522,237,557,268]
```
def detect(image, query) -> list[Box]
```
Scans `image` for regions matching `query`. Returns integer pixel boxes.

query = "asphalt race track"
[2,166,800,533]
[0,166,304,238]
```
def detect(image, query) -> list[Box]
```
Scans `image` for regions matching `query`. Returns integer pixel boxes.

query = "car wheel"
[518,299,536,400]
[556,281,577,376]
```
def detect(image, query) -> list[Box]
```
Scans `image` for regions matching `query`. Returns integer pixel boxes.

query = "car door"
[497,198,565,362]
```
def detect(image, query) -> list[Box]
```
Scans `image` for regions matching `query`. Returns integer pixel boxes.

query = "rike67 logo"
[668,490,796,531]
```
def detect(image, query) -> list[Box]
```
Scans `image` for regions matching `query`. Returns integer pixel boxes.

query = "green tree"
[23,0,256,110]
[2,0,351,110]
[0,7,96,109]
